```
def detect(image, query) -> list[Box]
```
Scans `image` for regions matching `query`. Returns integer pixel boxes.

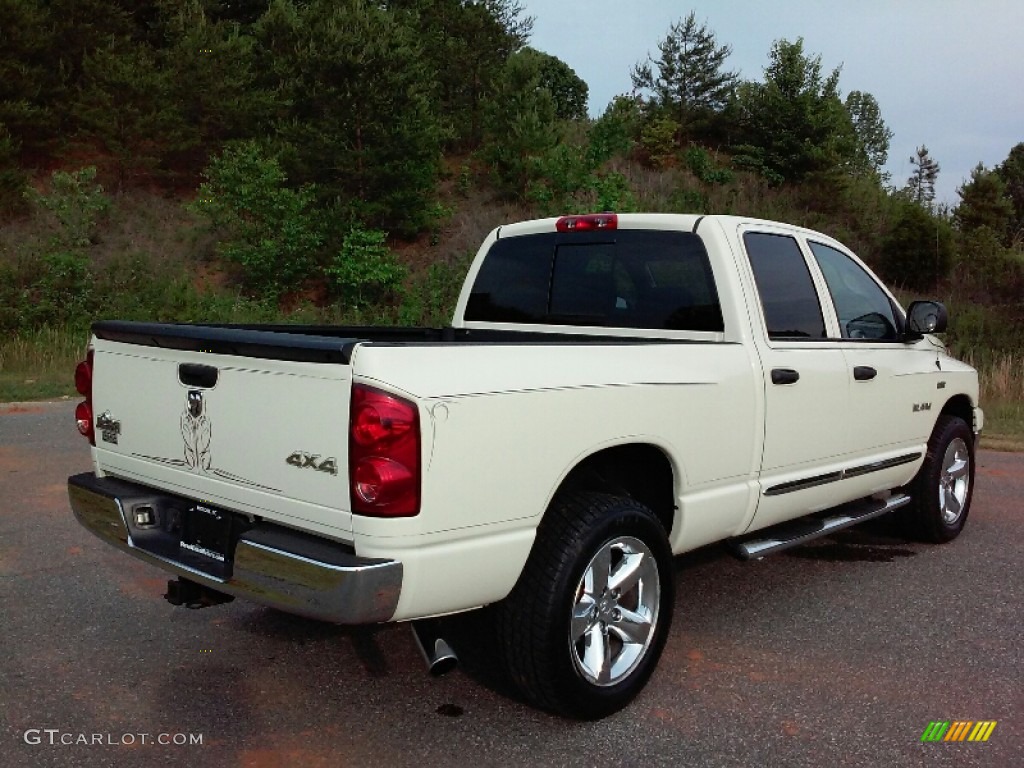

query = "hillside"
[0,1,1020,442]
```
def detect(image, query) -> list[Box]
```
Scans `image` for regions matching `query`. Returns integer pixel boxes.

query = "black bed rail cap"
[91,321,360,365]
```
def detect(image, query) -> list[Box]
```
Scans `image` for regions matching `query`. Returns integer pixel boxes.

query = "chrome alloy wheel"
[939,437,971,526]
[569,536,660,687]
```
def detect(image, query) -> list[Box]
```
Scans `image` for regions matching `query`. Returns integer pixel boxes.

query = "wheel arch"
[547,442,678,537]
[939,394,976,435]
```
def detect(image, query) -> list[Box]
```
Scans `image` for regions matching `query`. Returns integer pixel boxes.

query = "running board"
[729,493,912,560]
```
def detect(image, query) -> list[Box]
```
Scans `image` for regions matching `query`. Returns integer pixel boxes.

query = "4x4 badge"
[286,451,338,476]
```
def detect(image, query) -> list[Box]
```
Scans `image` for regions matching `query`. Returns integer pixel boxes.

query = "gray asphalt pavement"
[1,400,1020,767]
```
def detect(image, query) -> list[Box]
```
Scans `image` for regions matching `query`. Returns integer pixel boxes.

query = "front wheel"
[494,491,674,719]
[903,415,976,543]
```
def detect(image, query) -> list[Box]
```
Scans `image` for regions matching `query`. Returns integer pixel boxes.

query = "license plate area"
[180,503,231,564]
[126,497,251,580]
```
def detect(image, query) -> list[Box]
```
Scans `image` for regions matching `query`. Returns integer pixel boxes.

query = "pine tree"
[256,0,442,234]
[955,163,1013,240]
[906,145,940,207]
[157,1,273,176]
[481,48,559,197]
[631,12,737,136]
[0,0,61,154]
[74,41,187,189]
[731,38,856,183]
[996,143,1024,245]
[385,0,533,147]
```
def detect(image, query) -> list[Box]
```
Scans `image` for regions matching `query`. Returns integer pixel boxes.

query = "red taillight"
[75,401,94,441]
[555,213,618,232]
[75,349,95,445]
[74,355,92,397]
[349,385,420,517]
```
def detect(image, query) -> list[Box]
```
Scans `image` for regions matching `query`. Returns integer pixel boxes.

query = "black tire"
[903,415,975,543]
[494,491,674,719]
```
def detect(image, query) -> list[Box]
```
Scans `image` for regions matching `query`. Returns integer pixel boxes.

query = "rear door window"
[465,230,723,332]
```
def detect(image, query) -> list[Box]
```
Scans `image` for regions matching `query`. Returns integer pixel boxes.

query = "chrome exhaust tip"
[411,621,459,676]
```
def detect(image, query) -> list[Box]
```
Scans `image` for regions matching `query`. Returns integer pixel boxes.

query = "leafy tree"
[631,12,737,137]
[880,199,953,290]
[4,166,114,330]
[522,47,588,121]
[732,38,856,184]
[845,90,892,178]
[255,0,442,233]
[190,141,323,296]
[905,145,940,207]
[954,163,1013,239]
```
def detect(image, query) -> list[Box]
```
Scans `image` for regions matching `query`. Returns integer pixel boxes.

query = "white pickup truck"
[68,213,981,718]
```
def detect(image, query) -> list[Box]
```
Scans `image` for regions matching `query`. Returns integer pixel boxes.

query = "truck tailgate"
[90,334,355,539]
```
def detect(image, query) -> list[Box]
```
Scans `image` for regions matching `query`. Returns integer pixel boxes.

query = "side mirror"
[906,300,948,340]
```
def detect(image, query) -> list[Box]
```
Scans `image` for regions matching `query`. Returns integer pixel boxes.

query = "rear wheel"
[903,415,975,543]
[495,491,674,719]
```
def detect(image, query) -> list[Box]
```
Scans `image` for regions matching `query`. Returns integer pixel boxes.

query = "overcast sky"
[524,0,1024,205]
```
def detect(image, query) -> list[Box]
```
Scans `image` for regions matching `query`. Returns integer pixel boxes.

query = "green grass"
[0,326,87,402]
[3,325,1021,454]
[979,401,1024,452]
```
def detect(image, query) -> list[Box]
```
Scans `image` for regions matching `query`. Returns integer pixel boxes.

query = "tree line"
[1,3,1022,335]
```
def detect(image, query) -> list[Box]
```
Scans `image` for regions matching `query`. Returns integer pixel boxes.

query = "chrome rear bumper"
[67,472,402,624]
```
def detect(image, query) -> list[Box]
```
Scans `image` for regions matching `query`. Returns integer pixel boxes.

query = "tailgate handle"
[178,363,219,389]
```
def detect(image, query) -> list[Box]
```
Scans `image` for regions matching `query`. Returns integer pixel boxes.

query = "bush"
[685,145,734,185]
[400,252,473,327]
[27,167,111,247]
[638,115,679,169]
[593,172,637,212]
[526,142,596,215]
[325,227,406,309]
[953,226,1024,304]
[0,250,93,332]
[0,128,27,216]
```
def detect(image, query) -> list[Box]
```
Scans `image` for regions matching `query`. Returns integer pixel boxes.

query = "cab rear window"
[465,230,723,332]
